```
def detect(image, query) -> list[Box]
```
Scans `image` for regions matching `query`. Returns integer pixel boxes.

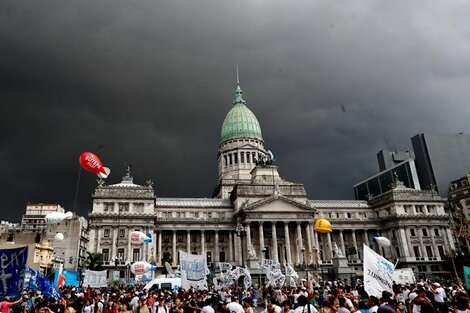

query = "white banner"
[393,268,416,285]
[363,244,394,298]
[83,270,108,288]
[179,250,207,290]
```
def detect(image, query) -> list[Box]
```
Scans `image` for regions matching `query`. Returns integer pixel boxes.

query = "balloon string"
[73,166,82,213]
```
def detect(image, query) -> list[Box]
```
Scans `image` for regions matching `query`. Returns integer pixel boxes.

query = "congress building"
[88,82,455,282]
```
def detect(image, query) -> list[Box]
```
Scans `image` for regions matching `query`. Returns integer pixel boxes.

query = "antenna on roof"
[236,65,240,85]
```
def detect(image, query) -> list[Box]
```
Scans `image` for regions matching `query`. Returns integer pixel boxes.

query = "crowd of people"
[0,279,469,313]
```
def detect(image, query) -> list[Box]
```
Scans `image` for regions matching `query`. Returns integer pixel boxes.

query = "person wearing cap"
[137,296,150,313]
[310,292,320,311]
[153,297,168,313]
[430,283,446,313]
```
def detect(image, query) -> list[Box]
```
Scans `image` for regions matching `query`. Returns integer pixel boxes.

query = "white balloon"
[130,231,152,244]
[45,211,73,224]
[130,261,155,275]
[54,233,64,241]
[374,236,391,247]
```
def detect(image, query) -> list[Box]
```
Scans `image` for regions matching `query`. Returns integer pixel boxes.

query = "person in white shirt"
[294,296,318,313]
[153,298,168,313]
[129,293,140,313]
[431,283,446,312]
[265,302,282,313]
[223,301,244,313]
[200,300,214,313]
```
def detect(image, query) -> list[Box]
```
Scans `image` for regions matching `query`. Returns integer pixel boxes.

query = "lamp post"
[235,224,247,266]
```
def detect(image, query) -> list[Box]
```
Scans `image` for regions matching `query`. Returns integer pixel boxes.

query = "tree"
[85,252,103,270]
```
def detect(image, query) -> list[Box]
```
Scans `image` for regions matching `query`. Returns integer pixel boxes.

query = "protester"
[0,297,22,313]
[295,295,318,313]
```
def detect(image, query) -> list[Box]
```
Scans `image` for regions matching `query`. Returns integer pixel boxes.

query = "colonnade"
[93,223,454,267]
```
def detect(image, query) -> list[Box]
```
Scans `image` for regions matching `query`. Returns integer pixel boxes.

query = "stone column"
[228,231,233,262]
[245,223,252,258]
[313,230,320,261]
[339,230,345,256]
[429,227,437,258]
[259,222,265,259]
[172,230,177,267]
[272,222,278,262]
[406,227,415,258]
[111,227,117,263]
[237,232,243,265]
[127,227,132,262]
[396,228,407,258]
[215,231,219,263]
[352,230,358,260]
[201,230,205,255]
[327,232,333,260]
[187,230,191,253]
[296,222,303,264]
[284,222,292,265]
[158,231,162,266]
[417,227,427,258]
[306,223,312,264]
[446,228,456,250]
[387,230,395,259]
[96,228,101,253]
[364,229,370,247]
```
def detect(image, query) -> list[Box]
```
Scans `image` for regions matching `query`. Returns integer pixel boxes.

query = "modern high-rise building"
[377,150,415,172]
[412,133,470,196]
[354,151,421,201]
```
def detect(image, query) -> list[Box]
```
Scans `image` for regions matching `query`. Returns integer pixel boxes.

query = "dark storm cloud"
[1,0,470,221]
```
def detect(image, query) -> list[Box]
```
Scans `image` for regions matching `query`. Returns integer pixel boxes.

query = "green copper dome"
[220,84,263,143]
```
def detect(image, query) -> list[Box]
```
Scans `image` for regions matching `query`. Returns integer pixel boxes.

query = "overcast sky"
[1,0,470,222]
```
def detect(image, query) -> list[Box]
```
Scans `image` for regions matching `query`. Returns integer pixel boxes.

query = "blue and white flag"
[363,244,394,298]
[179,250,207,290]
[0,246,29,298]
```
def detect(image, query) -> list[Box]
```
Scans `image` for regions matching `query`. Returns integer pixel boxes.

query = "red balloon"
[79,152,110,178]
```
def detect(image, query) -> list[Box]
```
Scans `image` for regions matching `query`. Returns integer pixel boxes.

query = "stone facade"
[88,83,455,281]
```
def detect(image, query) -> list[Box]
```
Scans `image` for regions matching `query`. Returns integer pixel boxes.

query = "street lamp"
[235,224,247,266]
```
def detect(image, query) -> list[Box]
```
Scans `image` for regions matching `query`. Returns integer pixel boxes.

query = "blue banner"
[37,274,61,299]
[54,270,80,287]
[24,267,39,291]
[0,246,29,299]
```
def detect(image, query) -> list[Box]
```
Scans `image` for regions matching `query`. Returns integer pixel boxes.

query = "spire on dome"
[233,66,246,105]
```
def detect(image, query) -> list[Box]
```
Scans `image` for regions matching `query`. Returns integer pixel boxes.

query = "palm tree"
[85,252,103,270]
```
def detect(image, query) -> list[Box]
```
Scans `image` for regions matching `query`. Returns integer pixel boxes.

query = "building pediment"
[241,196,313,213]
[234,196,314,221]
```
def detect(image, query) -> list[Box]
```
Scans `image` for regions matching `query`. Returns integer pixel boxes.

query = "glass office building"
[354,159,421,200]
